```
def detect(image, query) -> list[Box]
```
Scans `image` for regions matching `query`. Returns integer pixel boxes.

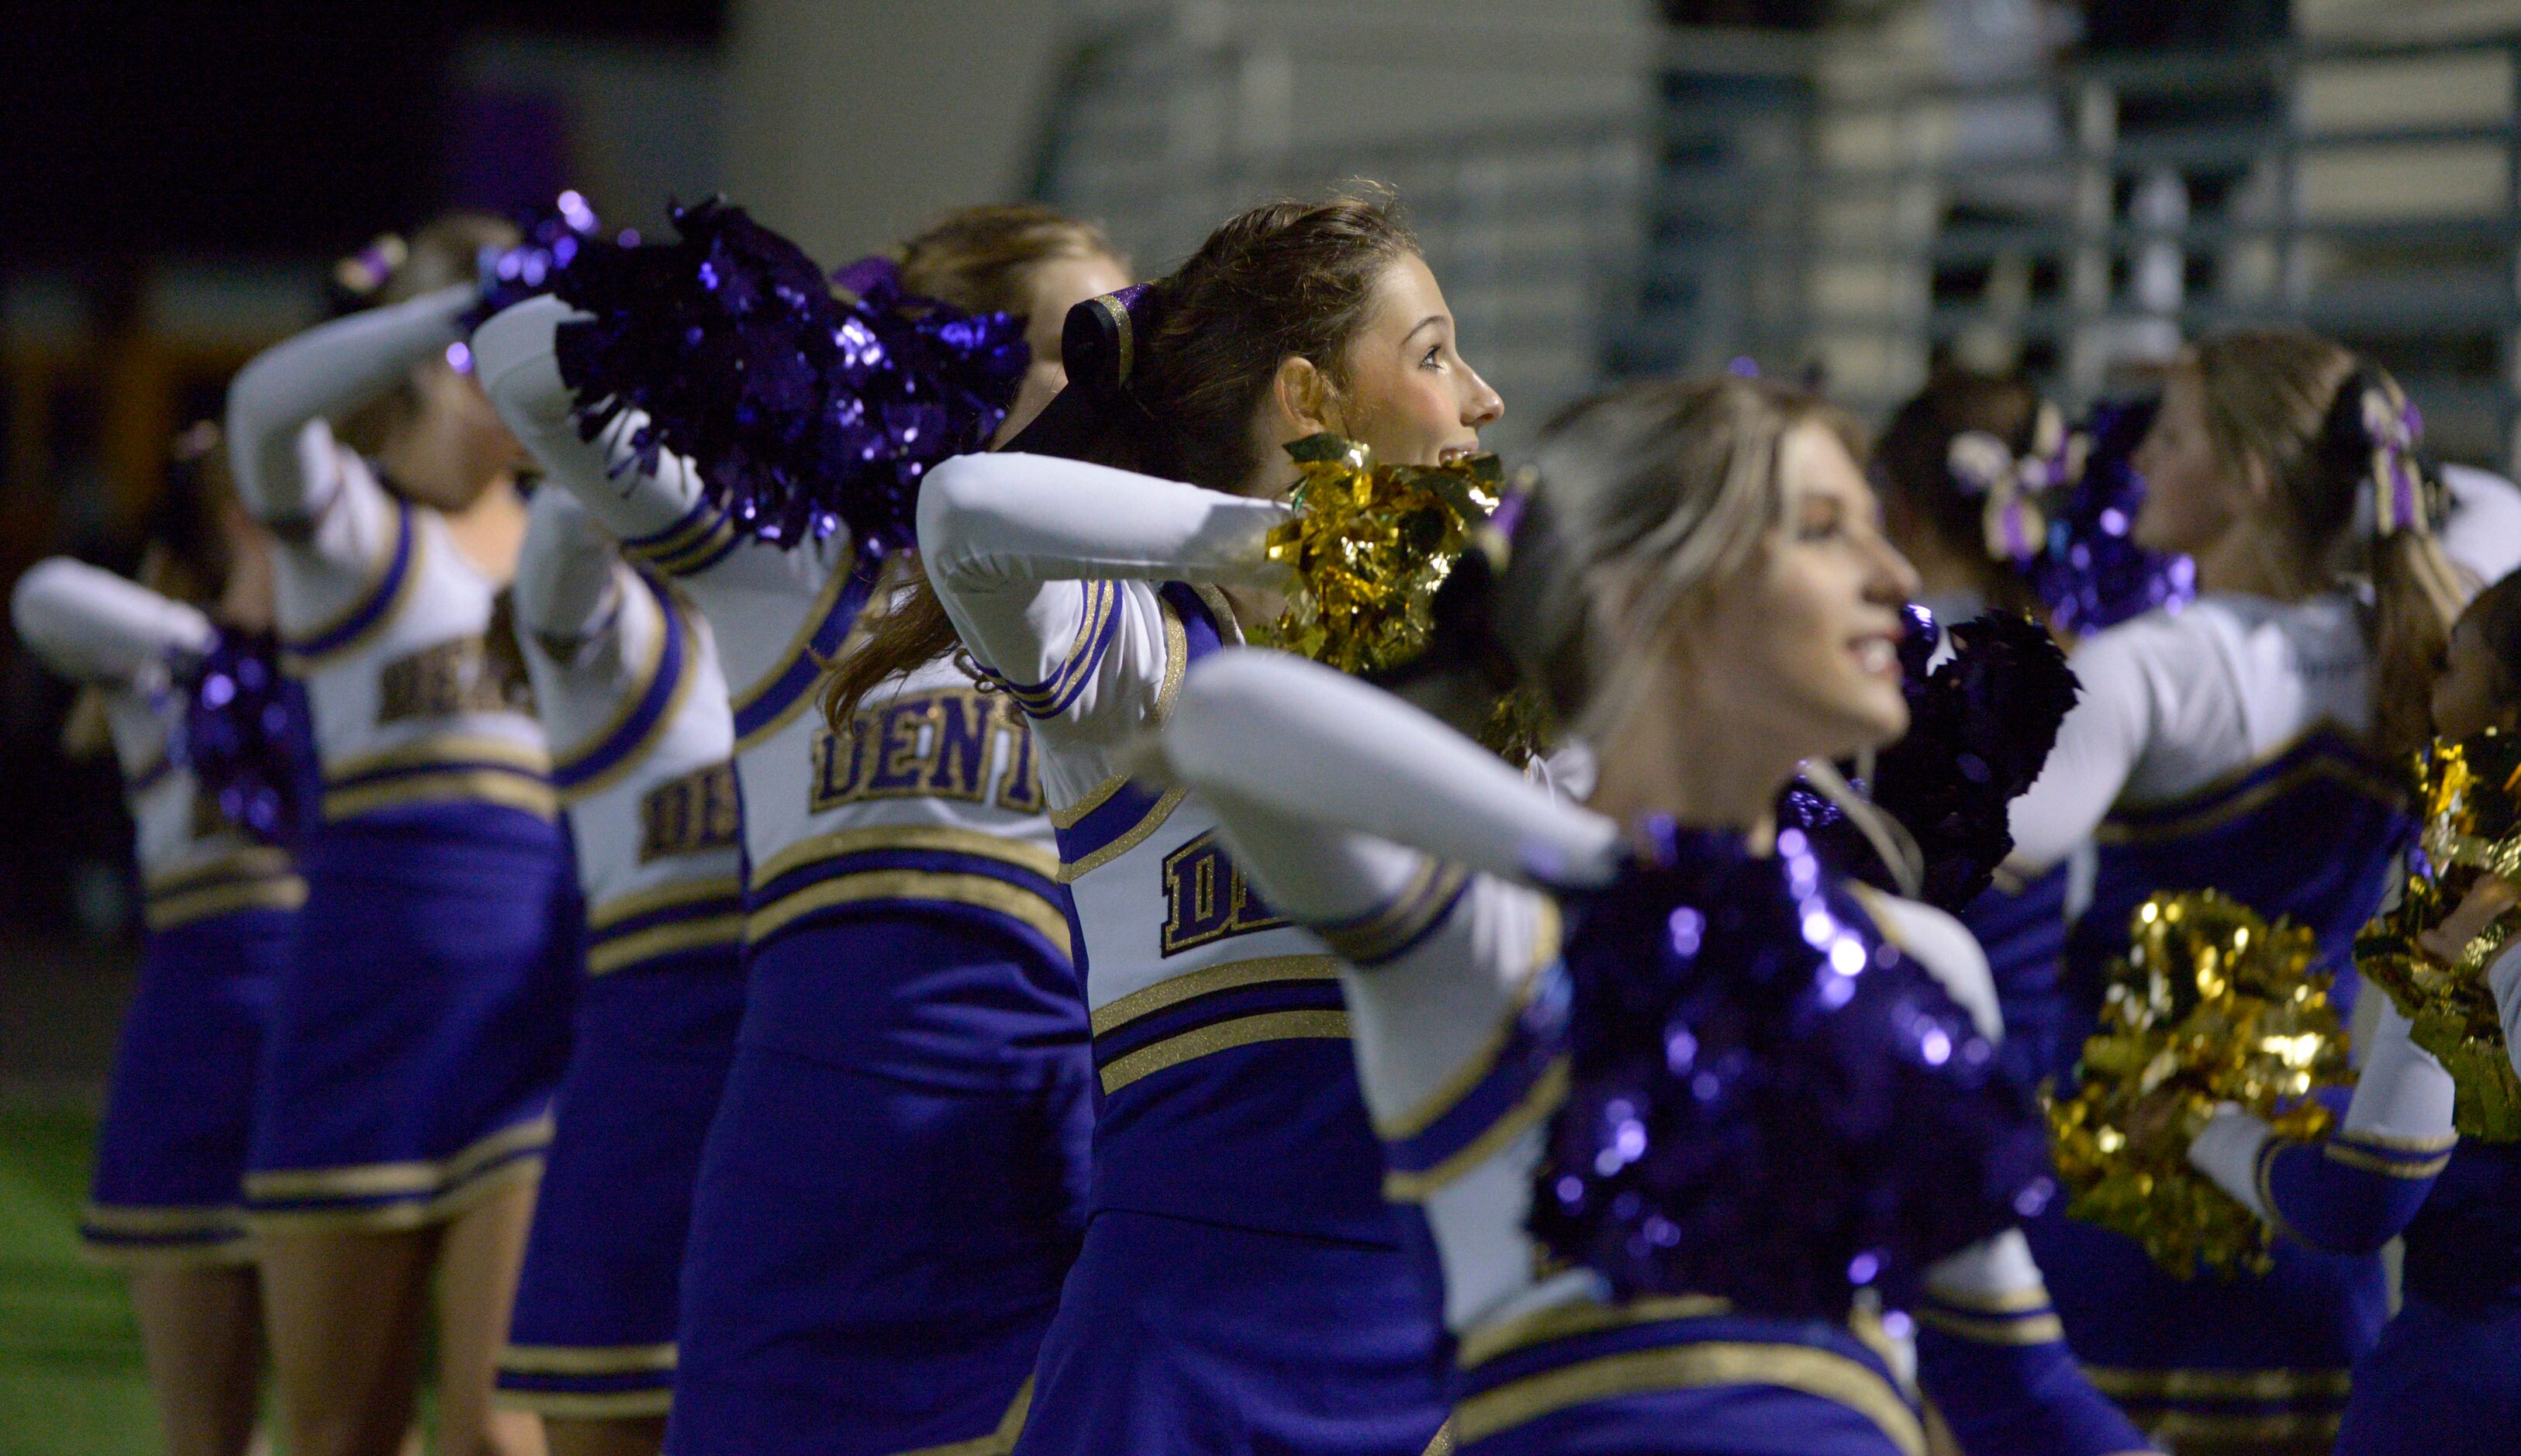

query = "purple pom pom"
[1532,823,2051,1320]
[461,192,605,336]
[547,199,1028,553]
[1781,608,2079,911]
[175,628,313,846]
[2025,398,2196,634]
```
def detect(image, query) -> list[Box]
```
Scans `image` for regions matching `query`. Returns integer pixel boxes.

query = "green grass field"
[0,1104,161,1454]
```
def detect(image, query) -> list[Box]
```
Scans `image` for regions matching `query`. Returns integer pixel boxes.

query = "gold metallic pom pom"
[1255,432,1502,675]
[2358,730,2521,1140]
[2046,891,2351,1278]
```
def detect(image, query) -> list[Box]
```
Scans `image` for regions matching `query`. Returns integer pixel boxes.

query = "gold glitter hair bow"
[1256,432,1504,675]
[2357,730,2521,1140]
[2046,892,2351,1277]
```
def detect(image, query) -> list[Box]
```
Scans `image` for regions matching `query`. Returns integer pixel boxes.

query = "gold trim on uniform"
[319,734,558,823]
[587,912,748,975]
[78,1202,254,1266]
[492,1389,674,1420]
[1089,954,1340,1037]
[1373,902,1562,1140]
[2095,723,2404,846]
[498,1342,678,1375]
[243,1116,553,1231]
[1450,1339,1926,1453]
[1918,1282,2053,1315]
[1099,1009,1351,1095]
[731,560,857,751]
[1382,1057,1570,1203]
[748,869,1071,952]
[2081,1365,2353,1400]
[143,847,308,931]
[1456,1293,1734,1371]
[1055,786,1188,883]
[2320,1140,2456,1178]
[283,502,420,669]
[551,594,682,804]
[752,823,1060,889]
[884,1375,1034,1456]
[1914,1307,2068,1345]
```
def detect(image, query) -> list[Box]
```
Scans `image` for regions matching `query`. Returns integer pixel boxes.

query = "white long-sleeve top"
[2440,464,2521,587]
[1159,650,2167,1440]
[12,559,303,928]
[2008,592,2373,874]
[473,296,1064,957]
[513,487,743,973]
[224,286,551,826]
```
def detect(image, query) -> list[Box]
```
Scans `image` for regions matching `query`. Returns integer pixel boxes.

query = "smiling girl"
[904,192,1501,1456]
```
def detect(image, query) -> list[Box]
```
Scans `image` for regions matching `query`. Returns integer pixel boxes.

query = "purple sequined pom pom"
[461,192,605,337]
[1531,822,2053,1320]
[547,198,1028,553]
[176,629,312,847]
[2027,398,2196,634]
[1780,606,2079,911]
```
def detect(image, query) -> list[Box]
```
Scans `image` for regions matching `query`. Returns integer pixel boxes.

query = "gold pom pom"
[2358,730,2521,1140]
[1255,433,1501,674]
[2046,891,2351,1278]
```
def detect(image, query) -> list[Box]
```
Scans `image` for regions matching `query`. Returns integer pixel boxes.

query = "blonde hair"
[2180,329,2475,760]
[1495,374,1864,746]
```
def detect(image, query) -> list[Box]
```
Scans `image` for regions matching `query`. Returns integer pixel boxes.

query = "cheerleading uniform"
[2007,592,2412,1448]
[2439,464,2521,586]
[1157,648,2153,1456]
[474,296,1090,1456]
[492,487,746,1420]
[12,560,304,1264]
[226,285,578,1231]
[918,452,1454,1456]
[2184,989,2521,1456]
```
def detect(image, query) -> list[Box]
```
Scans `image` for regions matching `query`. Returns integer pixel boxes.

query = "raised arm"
[226,285,475,531]
[471,296,707,549]
[2184,998,2456,1253]
[1917,1231,2160,1456]
[12,558,213,685]
[2006,626,2155,874]
[513,485,626,657]
[1159,648,1618,885]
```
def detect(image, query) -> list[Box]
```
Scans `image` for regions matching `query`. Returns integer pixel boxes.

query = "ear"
[1268,355,1337,439]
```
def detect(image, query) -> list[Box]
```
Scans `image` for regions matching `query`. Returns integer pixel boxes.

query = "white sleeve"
[2187,998,2455,1216]
[1162,648,1621,885]
[2006,623,2155,873]
[1922,1229,2050,1312]
[917,451,1293,740]
[513,486,625,652]
[226,285,475,532]
[471,296,705,544]
[2490,942,2521,1082]
[11,559,213,684]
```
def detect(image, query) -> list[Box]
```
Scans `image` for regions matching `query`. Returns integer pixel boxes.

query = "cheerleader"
[470,204,1127,1456]
[491,484,745,1455]
[2003,332,2472,1453]
[905,193,1507,1454]
[1873,368,2085,1087]
[226,215,578,1456]
[1148,374,2153,1455]
[10,474,299,1456]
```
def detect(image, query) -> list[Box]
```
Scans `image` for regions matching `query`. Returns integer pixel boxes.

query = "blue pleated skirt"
[664,913,1093,1456]
[82,908,293,1263]
[1011,1208,1452,1456]
[244,808,580,1230]
[2335,1292,2521,1456]
[497,943,745,1420]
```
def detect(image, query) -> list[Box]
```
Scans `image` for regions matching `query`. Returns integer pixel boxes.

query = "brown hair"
[336,212,521,455]
[821,190,1418,730]
[2462,566,2521,710]
[1873,367,2045,616]
[895,203,1117,317]
[1489,374,1865,740]
[2179,329,2475,761]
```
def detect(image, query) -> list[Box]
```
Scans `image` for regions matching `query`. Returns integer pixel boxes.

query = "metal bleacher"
[1031,5,2521,470]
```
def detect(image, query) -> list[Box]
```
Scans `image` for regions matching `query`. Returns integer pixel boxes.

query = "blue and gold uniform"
[494,487,747,1421]
[12,559,306,1265]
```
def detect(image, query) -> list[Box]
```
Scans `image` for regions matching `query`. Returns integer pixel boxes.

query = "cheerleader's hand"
[2419,874,2519,966]
[2184,1102,2274,1219]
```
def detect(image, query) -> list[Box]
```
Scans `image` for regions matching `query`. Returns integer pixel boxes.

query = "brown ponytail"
[819,189,1418,733]
[2184,329,2478,761]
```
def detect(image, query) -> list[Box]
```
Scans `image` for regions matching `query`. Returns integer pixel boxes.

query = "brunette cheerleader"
[2004,333,2472,1453]
[907,194,1506,1454]
[492,484,745,1455]
[10,457,299,1456]
[471,203,1127,1456]
[226,216,577,1456]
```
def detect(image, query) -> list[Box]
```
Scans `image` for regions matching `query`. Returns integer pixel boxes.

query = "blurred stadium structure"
[5,0,2521,983]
